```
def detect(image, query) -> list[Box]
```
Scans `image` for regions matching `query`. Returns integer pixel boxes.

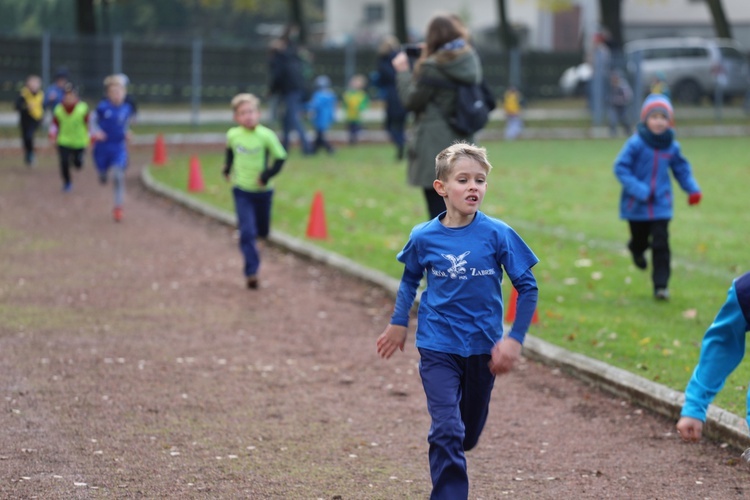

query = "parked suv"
[625,37,749,104]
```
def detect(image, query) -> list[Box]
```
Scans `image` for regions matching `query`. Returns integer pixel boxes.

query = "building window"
[364,3,384,24]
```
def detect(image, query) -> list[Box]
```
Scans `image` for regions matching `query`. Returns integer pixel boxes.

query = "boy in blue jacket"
[306,75,336,155]
[613,94,702,300]
[676,272,750,442]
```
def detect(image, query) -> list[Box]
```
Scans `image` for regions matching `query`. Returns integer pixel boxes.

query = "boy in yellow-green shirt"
[50,84,90,192]
[342,74,370,145]
[223,93,288,289]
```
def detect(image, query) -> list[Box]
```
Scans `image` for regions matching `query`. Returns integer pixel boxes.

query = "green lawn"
[149,136,750,418]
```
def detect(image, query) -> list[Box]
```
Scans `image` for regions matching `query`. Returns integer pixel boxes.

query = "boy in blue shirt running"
[376,142,539,499]
[91,74,135,222]
[676,272,750,443]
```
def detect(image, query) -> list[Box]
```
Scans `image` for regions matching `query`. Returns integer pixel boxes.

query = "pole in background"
[112,35,122,74]
[191,38,202,128]
[42,32,51,88]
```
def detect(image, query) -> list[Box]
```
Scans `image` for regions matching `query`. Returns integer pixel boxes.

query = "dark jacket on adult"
[396,45,482,188]
[269,43,308,96]
[377,51,407,124]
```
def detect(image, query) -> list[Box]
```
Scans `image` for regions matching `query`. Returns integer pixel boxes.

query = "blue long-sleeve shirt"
[681,272,750,429]
[390,211,539,356]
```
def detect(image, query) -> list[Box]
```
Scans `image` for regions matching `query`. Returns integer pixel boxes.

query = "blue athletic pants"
[418,348,496,500]
[232,187,273,277]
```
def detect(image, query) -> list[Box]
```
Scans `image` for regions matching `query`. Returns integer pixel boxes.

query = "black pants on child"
[19,120,40,164]
[629,219,670,291]
[58,145,85,186]
[312,130,334,154]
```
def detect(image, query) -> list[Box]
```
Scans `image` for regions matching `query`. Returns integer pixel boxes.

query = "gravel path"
[1,146,748,498]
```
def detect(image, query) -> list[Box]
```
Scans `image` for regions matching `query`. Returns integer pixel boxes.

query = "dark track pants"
[418,348,496,500]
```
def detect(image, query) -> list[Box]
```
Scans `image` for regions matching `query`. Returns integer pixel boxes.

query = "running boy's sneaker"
[654,288,670,301]
[113,206,123,222]
[62,182,72,193]
[246,275,258,290]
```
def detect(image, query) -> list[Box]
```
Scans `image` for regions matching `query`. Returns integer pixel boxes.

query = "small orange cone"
[504,287,539,324]
[306,191,328,239]
[153,133,167,165]
[187,155,205,192]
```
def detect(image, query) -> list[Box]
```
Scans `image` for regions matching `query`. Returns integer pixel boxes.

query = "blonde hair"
[103,74,126,90]
[435,142,491,180]
[231,93,260,112]
[348,74,366,90]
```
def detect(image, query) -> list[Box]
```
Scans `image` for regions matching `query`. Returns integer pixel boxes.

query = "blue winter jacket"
[681,272,750,429]
[613,131,700,221]
[306,89,336,132]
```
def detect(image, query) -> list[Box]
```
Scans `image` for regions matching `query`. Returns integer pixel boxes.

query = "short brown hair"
[231,93,260,112]
[435,142,491,180]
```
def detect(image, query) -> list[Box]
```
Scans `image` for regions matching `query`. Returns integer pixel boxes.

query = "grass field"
[149,136,749,418]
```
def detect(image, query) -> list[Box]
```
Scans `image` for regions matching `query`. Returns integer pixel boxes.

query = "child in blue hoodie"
[676,272,750,443]
[306,75,336,155]
[613,94,702,300]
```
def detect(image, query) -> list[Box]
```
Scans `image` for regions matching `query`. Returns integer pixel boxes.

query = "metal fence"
[1,33,582,115]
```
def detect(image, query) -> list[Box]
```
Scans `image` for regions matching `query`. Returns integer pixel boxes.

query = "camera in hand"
[403,44,422,58]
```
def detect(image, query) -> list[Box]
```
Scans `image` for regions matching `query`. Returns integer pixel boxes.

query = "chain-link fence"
[2,33,582,122]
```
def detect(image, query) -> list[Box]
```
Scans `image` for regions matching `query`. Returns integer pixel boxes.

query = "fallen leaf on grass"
[682,309,698,319]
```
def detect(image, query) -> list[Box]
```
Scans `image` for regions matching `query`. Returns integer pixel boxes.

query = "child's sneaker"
[654,288,670,301]
[246,275,258,290]
[62,182,72,193]
[113,206,123,222]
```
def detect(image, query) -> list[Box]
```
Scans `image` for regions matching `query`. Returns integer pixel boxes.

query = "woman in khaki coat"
[392,14,483,219]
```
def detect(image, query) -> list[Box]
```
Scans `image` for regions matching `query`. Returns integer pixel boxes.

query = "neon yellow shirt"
[21,87,44,121]
[226,124,287,192]
[54,102,89,149]
[343,90,369,122]
[503,90,521,116]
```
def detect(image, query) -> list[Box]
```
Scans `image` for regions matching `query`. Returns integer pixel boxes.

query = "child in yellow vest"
[503,85,523,140]
[14,75,44,166]
[342,74,370,144]
[50,84,90,192]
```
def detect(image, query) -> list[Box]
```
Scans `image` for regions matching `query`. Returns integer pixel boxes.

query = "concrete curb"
[140,165,750,452]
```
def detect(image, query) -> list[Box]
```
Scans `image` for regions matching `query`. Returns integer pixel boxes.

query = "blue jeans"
[281,91,311,153]
[418,348,495,500]
[232,187,273,277]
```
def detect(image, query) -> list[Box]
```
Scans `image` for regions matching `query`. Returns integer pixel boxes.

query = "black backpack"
[420,77,496,136]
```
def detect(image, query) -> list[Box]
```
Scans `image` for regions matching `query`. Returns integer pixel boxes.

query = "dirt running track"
[1,147,748,499]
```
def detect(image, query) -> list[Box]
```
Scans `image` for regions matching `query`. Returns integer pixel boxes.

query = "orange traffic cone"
[153,133,167,165]
[306,191,328,239]
[187,155,205,192]
[504,287,539,324]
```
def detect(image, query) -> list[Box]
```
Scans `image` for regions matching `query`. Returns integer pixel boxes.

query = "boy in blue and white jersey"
[376,142,538,499]
[91,74,135,222]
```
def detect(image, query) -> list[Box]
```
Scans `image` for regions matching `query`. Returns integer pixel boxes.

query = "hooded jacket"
[396,45,482,188]
[681,272,750,428]
[613,129,700,221]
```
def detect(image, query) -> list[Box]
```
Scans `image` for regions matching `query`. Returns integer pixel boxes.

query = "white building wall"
[324,0,750,50]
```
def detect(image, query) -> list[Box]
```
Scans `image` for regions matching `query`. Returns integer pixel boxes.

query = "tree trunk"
[496,0,517,51]
[288,0,307,45]
[705,0,733,39]
[76,0,96,35]
[393,0,408,44]
[598,0,622,49]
